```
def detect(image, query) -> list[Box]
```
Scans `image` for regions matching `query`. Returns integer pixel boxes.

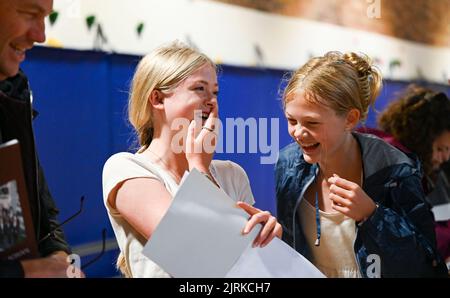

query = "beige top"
[102,152,255,278]
[298,198,361,278]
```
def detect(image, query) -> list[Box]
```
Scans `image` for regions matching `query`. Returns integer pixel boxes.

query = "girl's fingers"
[329,183,353,200]
[205,106,217,127]
[237,202,281,247]
[255,216,277,246]
[332,203,350,216]
[260,223,283,247]
[260,232,276,248]
[236,201,262,216]
[185,120,196,153]
[328,174,358,191]
[329,192,351,207]
[242,211,270,234]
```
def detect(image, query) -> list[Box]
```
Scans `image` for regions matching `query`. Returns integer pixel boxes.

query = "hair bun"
[342,52,372,76]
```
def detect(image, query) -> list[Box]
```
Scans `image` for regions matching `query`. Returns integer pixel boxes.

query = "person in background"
[375,85,450,271]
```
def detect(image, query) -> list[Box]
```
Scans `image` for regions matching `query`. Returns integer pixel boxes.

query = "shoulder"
[355,132,419,179]
[211,160,248,178]
[210,160,254,204]
[104,151,136,164]
[103,152,138,173]
[102,152,159,188]
[356,132,414,166]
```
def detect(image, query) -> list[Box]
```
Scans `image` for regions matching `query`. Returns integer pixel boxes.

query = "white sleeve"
[102,152,160,210]
[230,162,255,206]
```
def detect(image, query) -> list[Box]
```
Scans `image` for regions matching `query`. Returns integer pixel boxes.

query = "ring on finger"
[202,126,217,136]
[202,126,214,132]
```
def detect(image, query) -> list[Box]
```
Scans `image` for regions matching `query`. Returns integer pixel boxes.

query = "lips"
[300,142,320,154]
[10,44,28,61]
[201,111,210,121]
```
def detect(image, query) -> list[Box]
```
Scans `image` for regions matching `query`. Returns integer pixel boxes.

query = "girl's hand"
[237,201,283,248]
[185,105,219,173]
[328,174,376,222]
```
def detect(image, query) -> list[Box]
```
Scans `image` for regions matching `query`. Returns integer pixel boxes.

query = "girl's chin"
[302,153,318,164]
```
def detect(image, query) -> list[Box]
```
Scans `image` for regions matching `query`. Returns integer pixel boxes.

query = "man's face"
[0,0,53,80]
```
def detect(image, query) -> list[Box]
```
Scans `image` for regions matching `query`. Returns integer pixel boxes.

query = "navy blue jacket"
[275,132,447,277]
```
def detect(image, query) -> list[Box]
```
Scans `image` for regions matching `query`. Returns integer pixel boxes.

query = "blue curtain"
[21,46,450,277]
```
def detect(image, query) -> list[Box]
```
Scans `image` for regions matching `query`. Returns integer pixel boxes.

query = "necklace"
[146,149,184,183]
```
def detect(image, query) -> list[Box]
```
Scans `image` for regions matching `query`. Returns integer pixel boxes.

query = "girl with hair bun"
[275,51,447,277]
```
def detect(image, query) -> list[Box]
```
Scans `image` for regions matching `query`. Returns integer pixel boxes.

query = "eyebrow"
[194,80,218,87]
[285,112,319,120]
[21,3,49,15]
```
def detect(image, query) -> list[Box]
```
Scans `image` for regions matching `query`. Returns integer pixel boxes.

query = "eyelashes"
[191,86,219,97]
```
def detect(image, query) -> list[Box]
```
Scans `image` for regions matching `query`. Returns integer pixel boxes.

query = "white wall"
[45,0,450,83]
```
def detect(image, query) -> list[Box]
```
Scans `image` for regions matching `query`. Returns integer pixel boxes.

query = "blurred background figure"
[360,85,450,270]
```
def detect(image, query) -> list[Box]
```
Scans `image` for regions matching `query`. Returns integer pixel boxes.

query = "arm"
[112,177,172,240]
[0,260,24,278]
[0,253,83,278]
[358,174,448,277]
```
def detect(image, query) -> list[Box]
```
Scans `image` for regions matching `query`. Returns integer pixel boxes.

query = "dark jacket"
[275,132,448,277]
[358,127,450,262]
[0,71,70,277]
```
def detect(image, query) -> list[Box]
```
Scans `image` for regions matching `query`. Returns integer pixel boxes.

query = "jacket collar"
[353,132,416,180]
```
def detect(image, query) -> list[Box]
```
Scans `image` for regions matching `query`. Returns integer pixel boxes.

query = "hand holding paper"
[142,169,325,278]
[237,201,282,248]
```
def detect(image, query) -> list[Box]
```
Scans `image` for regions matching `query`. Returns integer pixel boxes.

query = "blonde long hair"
[128,41,215,151]
[283,51,383,122]
[119,41,215,277]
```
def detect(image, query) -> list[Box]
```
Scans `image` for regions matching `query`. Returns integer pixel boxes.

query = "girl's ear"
[149,90,164,110]
[345,108,360,130]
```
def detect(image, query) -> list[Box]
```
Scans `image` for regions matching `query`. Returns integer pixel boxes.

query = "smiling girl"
[275,51,447,277]
[102,42,281,277]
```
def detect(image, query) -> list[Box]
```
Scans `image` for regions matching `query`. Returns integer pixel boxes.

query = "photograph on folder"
[0,139,39,261]
[142,169,324,278]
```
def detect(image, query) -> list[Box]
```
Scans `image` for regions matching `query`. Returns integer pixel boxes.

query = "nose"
[293,124,308,141]
[28,19,46,43]
[205,91,217,106]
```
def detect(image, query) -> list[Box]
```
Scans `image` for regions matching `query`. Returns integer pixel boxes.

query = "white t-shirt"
[102,152,255,278]
[298,198,361,278]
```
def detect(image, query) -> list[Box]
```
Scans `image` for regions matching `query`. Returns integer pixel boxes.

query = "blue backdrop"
[20,46,450,277]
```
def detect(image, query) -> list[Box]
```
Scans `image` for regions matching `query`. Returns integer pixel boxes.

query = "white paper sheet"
[432,203,450,221]
[142,169,324,278]
[142,169,261,277]
[226,237,325,278]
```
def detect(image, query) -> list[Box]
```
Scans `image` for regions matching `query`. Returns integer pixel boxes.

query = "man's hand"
[21,251,85,278]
